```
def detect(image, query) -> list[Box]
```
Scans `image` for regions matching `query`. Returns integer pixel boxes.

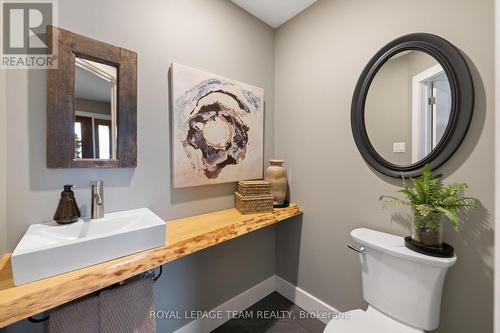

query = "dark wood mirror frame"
[351,33,474,178]
[46,25,137,168]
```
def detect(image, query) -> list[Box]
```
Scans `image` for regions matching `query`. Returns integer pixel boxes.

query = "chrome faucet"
[90,180,104,219]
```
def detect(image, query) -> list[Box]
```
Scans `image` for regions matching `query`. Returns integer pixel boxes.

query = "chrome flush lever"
[347,244,366,254]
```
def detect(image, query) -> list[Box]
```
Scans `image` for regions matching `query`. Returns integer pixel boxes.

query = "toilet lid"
[324,308,422,333]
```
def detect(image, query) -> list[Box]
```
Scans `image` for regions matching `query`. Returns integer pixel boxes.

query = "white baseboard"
[274,275,340,324]
[173,275,340,333]
[173,275,276,333]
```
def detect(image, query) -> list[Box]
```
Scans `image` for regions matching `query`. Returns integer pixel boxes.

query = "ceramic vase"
[265,159,288,205]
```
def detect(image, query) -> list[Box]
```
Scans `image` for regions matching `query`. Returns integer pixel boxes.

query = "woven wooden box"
[234,192,273,214]
[237,180,271,197]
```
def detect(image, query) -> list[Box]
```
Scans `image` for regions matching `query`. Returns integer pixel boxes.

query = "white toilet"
[324,228,457,333]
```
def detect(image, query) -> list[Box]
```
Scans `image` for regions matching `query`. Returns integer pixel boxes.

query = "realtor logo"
[1,0,57,68]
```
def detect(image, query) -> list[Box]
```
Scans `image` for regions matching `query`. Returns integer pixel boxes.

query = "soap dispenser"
[53,185,81,224]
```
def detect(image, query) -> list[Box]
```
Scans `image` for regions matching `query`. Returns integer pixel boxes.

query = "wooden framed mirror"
[46,25,137,168]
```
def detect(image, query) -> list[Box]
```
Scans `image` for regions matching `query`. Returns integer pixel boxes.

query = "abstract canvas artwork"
[171,63,264,188]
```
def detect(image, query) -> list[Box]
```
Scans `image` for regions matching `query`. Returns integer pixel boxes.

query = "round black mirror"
[351,33,474,178]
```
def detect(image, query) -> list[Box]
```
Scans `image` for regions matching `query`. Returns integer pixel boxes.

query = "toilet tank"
[351,228,456,331]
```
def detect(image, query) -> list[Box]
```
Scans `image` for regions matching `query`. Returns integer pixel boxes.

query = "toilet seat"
[324,307,423,333]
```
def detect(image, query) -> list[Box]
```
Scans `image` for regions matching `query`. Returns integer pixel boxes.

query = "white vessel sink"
[11,208,166,286]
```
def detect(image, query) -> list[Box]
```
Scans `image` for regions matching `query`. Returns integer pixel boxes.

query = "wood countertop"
[0,204,302,328]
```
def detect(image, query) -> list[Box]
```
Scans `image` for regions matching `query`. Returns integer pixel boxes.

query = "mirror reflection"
[74,57,117,160]
[365,50,451,166]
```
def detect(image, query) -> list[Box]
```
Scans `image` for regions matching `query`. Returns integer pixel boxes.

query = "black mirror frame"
[351,33,474,178]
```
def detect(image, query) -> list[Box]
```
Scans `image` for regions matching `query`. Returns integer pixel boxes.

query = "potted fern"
[380,164,478,251]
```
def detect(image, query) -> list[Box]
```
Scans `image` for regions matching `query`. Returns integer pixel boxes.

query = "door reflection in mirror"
[74,57,117,160]
[412,65,451,162]
[365,50,451,166]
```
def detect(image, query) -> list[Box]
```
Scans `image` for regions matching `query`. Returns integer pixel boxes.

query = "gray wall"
[365,51,439,165]
[365,55,411,164]
[274,1,494,333]
[407,51,440,82]
[4,0,275,332]
[75,98,112,115]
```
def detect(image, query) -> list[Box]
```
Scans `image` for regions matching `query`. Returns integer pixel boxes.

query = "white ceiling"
[231,0,317,28]
[75,59,116,103]
[75,66,112,102]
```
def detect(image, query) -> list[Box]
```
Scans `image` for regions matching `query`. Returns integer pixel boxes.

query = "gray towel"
[49,296,99,333]
[99,278,156,333]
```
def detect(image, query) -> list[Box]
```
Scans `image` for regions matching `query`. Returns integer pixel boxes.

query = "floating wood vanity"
[0,204,302,328]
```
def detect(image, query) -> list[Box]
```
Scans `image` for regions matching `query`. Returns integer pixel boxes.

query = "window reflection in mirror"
[74,57,117,160]
[364,50,451,166]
